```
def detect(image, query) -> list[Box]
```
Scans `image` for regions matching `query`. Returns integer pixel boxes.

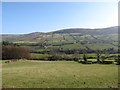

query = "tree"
[2,45,31,60]
[83,54,87,62]
[74,51,80,61]
[96,50,102,63]
[2,41,19,46]
[101,56,106,62]
[81,49,88,62]
[116,55,120,65]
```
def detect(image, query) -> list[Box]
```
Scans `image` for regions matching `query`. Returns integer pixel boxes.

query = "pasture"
[2,60,118,88]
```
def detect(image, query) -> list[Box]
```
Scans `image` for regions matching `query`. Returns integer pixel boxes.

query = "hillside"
[52,26,118,35]
[2,26,118,52]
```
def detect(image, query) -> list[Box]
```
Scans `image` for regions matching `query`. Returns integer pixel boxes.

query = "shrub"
[48,53,73,61]
[83,54,87,62]
[2,45,31,60]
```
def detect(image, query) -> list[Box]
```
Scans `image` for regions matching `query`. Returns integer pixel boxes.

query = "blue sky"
[2,2,118,34]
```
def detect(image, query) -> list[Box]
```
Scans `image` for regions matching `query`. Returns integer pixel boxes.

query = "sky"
[2,2,118,34]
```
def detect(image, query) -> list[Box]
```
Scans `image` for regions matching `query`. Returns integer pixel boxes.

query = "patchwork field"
[2,60,118,88]
[2,27,118,53]
[1,26,119,88]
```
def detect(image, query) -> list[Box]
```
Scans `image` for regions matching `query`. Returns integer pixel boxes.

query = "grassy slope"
[2,60,118,88]
[2,30,118,52]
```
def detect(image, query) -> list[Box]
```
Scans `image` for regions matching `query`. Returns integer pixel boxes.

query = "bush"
[2,45,31,60]
[48,53,73,61]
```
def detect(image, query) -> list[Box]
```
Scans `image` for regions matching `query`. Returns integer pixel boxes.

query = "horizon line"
[2,26,118,35]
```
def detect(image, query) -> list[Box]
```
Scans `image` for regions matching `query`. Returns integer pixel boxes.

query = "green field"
[2,60,118,88]
[2,28,118,53]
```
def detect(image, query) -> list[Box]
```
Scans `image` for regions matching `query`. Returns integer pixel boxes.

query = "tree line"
[1,41,119,65]
[2,41,31,60]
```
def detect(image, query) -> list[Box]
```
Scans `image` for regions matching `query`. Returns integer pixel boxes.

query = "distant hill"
[52,26,118,35]
[1,26,118,52]
[2,32,44,42]
[2,26,118,43]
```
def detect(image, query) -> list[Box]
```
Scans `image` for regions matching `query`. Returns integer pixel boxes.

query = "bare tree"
[96,50,102,63]
[82,49,88,62]
[74,50,80,61]
[2,46,31,60]
[83,54,87,62]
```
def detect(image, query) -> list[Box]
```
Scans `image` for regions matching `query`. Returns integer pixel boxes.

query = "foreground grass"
[2,60,118,88]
